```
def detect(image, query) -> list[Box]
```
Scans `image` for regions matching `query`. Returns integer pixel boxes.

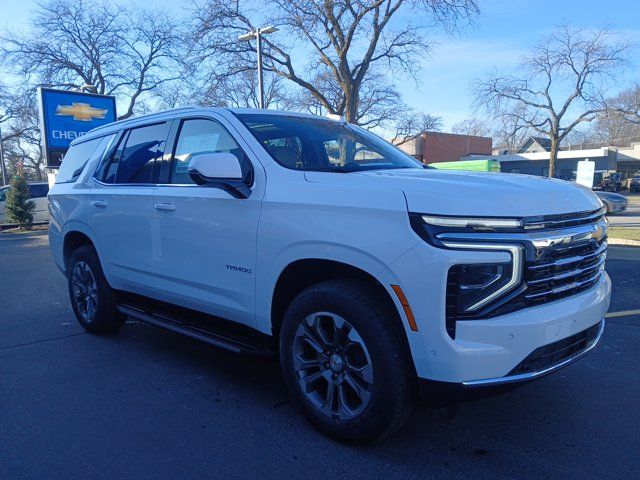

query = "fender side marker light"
[391,285,418,332]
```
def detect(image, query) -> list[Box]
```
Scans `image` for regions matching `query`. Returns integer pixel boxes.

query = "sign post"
[576,159,595,189]
[38,88,117,169]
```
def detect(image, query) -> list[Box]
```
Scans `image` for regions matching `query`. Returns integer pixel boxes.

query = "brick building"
[396,131,492,164]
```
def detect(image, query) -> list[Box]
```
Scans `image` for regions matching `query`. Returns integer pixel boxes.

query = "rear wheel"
[279,279,417,443]
[68,245,124,334]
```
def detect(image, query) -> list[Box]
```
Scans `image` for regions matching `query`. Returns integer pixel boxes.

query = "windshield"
[236,113,423,172]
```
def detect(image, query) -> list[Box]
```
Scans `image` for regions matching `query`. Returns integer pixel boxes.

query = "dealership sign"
[38,88,117,168]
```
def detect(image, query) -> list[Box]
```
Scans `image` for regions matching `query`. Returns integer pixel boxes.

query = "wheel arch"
[270,258,407,343]
[63,230,96,272]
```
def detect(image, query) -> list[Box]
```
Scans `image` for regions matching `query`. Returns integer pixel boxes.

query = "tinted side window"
[262,136,304,169]
[0,188,7,202]
[102,122,169,184]
[171,119,249,184]
[56,137,104,184]
[28,184,49,198]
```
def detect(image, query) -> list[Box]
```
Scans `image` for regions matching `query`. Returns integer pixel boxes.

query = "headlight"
[452,264,514,312]
[442,242,523,339]
[443,242,523,313]
[409,213,524,246]
[421,215,521,230]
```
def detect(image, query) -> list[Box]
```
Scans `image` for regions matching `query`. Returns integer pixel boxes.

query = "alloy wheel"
[71,261,98,322]
[293,312,374,420]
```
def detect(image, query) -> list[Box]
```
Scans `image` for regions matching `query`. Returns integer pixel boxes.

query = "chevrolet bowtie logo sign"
[55,102,108,122]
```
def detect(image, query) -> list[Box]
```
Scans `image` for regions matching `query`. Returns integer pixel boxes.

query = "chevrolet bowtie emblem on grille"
[55,102,108,122]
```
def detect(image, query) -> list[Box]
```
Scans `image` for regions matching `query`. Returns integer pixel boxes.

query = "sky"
[1,0,639,130]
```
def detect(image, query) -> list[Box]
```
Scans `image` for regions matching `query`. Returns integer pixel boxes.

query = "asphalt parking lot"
[1,232,639,480]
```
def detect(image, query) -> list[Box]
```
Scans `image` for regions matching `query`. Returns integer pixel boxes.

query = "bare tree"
[586,110,640,147]
[1,0,182,119]
[0,88,45,180]
[586,84,640,147]
[451,117,492,137]
[198,69,285,109]
[393,112,443,145]
[3,129,45,181]
[190,0,478,127]
[612,83,640,124]
[473,25,630,176]
[490,105,533,153]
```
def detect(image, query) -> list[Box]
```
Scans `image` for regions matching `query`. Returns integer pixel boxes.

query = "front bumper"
[461,319,604,386]
[385,241,612,384]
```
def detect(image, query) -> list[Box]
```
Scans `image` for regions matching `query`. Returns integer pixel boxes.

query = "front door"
[151,116,263,327]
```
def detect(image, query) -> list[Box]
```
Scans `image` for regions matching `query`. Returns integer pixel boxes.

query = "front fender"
[255,241,414,335]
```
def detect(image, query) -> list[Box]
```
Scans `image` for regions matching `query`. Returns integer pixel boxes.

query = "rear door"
[150,115,262,326]
[89,121,171,295]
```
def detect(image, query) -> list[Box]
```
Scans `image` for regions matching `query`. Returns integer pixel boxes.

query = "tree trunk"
[548,138,558,178]
[343,84,359,124]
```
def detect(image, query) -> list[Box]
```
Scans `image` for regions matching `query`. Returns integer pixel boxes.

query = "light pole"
[238,26,278,109]
[0,126,7,186]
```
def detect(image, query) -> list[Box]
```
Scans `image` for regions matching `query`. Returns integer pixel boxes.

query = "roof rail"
[87,105,202,135]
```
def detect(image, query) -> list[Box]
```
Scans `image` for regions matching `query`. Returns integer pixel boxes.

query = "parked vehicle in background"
[430,158,501,172]
[49,107,610,442]
[596,191,628,214]
[600,173,623,192]
[0,182,50,225]
[630,175,640,193]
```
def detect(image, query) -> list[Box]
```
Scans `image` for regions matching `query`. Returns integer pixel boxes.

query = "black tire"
[279,279,417,443]
[67,245,125,334]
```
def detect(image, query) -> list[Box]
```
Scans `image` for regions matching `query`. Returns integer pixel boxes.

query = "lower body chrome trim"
[461,319,605,387]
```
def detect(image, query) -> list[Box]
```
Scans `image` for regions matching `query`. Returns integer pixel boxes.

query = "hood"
[305,168,602,217]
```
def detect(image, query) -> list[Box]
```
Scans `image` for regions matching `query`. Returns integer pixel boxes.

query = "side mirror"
[187,152,250,198]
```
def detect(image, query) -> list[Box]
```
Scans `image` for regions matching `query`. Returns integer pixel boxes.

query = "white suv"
[49,107,610,442]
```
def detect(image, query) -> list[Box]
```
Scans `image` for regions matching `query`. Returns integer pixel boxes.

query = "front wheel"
[279,279,417,443]
[68,245,125,334]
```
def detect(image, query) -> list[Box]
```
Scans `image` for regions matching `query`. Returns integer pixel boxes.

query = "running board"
[117,304,274,357]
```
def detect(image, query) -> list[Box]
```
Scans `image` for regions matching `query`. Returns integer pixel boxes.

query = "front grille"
[522,207,605,231]
[523,239,606,305]
[444,208,607,331]
[508,321,602,375]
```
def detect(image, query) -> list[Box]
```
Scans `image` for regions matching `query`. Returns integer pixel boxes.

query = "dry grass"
[608,227,640,242]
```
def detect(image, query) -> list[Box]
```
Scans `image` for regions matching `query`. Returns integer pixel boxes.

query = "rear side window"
[28,184,49,198]
[0,187,7,202]
[100,122,169,184]
[56,137,104,184]
[170,119,250,184]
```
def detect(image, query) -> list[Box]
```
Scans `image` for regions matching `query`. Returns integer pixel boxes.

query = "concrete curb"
[608,238,640,247]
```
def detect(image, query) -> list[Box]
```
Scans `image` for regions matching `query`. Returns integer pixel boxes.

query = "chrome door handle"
[90,200,108,208]
[154,203,176,212]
